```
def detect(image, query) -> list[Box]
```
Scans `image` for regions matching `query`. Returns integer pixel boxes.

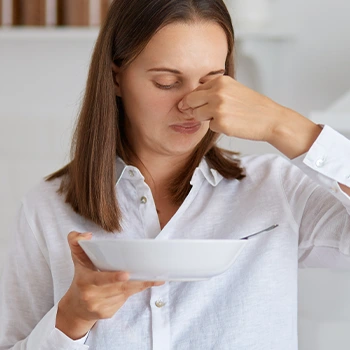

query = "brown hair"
[46,0,245,232]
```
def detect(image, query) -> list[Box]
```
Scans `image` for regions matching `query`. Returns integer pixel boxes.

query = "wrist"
[56,293,96,340]
[268,106,322,159]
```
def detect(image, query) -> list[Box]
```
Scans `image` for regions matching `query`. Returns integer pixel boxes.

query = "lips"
[170,122,201,134]
[171,122,201,128]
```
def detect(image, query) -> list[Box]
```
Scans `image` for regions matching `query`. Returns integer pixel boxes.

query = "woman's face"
[115,21,228,160]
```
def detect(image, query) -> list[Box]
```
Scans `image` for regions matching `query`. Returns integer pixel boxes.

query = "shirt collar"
[196,157,224,187]
[115,157,144,185]
[115,156,223,187]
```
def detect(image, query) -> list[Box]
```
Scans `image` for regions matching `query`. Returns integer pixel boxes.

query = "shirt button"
[128,170,135,177]
[315,158,325,167]
[331,187,338,193]
[155,299,166,308]
[140,196,147,204]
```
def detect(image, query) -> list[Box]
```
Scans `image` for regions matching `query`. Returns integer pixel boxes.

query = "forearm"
[339,184,350,196]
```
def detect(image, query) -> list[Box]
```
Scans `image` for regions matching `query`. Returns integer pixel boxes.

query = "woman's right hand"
[56,231,165,340]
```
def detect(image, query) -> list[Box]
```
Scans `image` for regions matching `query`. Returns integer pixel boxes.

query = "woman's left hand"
[178,75,322,159]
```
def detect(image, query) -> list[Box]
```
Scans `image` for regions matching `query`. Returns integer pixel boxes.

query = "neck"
[131,152,191,199]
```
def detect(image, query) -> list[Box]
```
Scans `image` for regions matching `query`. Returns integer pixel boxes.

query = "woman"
[1,0,350,349]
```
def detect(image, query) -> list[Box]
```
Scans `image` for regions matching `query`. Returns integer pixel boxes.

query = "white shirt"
[1,125,350,350]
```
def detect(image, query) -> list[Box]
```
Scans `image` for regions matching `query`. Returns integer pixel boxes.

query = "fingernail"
[178,100,184,110]
[154,281,165,286]
[118,272,129,281]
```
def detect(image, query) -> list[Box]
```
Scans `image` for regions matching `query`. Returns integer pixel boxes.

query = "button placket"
[150,283,170,350]
[135,181,161,237]
[151,282,168,310]
[155,299,166,308]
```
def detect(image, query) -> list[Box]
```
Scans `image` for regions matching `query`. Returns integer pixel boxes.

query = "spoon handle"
[240,224,279,240]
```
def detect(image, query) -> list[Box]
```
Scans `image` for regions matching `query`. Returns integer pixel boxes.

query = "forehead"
[132,21,228,72]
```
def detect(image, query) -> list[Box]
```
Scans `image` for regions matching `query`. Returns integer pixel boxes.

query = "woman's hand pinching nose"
[178,99,195,119]
[178,98,194,111]
[178,100,187,111]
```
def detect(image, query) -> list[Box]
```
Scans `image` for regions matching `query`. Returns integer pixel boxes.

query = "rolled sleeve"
[26,303,89,350]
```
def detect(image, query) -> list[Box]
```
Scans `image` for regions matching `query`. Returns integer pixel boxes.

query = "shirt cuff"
[291,125,350,202]
[26,303,89,350]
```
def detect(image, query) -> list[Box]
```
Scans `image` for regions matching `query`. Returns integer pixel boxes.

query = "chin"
[163,137,204,157]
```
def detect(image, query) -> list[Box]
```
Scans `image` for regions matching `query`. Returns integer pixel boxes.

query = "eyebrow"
[147,67,225,76]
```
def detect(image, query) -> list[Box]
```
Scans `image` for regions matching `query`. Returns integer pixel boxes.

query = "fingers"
[91,270,129,286]
[100,280,165,299]
[67,231,95,269]
[91,270,164,290]
[153,281,166,286]
[178,90,209,111]
[178,103,213,122]
[90,268,165,292]
[192,103,214,122]
[178,76,228,110]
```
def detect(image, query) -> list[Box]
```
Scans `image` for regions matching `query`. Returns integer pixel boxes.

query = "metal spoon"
[240,224,279,240]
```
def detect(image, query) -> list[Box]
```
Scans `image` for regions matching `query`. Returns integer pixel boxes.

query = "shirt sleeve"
[0,204,89,350]
[291,124,350,207]
[282,125,350,268]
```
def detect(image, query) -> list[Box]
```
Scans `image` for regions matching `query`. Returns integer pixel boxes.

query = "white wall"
[270,0,350,115]
[0,30,95,266]
[1,1,350,348]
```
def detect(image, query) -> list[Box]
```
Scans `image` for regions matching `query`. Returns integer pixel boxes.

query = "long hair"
[46,0,245,232]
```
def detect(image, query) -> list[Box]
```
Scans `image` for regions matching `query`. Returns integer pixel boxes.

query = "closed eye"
[154,82,179,90]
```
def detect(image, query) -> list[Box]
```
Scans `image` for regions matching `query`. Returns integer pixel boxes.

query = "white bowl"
[78,239,247,281]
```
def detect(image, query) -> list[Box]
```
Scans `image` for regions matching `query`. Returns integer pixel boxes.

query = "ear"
[111,62,122,97]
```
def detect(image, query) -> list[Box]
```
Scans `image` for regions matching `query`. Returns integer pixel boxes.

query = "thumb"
[67,231,95,270]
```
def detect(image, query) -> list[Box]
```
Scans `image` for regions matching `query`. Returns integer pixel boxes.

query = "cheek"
[144,91,177,116]
[124,84,178,122]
